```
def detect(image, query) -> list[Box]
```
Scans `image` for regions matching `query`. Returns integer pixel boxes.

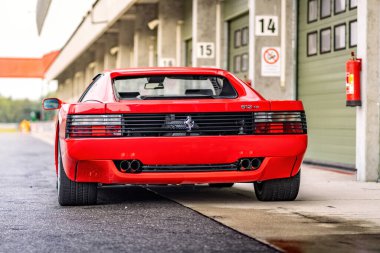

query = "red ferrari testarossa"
[43,67,307,206]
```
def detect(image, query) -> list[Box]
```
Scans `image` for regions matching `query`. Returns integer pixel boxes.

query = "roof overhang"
[36,0,52,35]
[44,0,138,81]
[0,51,59,78]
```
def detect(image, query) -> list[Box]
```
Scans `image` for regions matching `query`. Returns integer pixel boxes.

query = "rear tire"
[57,144,97,206]
[209,183,234,188]
[254,171,300,201]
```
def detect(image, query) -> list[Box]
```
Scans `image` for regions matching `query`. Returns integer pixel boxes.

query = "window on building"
[241,54,248,72]
[320,28,331,54]
[241,27,249,46]
[349,20,357,47]
[321,0,331,19]
[234,55,241,73]
[334,24,346,50]
[308,0,318,23]
[334,0,346,14]
[307,31,318,56]
[349,0,357,9]
[234,30,241,48]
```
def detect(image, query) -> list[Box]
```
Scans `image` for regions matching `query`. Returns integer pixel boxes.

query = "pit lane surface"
[0,133,276,253]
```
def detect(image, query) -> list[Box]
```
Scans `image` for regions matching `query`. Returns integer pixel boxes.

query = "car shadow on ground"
[96,185,165,205]
[96,184,258,206]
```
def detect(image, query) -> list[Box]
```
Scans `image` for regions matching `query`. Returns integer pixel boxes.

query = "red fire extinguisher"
[346,52,362,107]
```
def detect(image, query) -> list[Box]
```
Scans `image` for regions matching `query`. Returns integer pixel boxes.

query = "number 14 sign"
[255,16,278,36]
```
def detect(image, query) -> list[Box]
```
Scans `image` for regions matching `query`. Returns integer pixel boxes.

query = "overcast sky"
[0,0,95,100]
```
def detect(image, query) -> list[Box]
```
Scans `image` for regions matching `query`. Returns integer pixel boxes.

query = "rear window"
[113,75,237,100]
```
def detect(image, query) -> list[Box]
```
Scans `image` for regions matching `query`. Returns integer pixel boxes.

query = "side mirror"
[42,98,62,110]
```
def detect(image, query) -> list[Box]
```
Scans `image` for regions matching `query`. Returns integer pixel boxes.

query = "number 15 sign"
[255,16,278,36]
[197,42,215,59]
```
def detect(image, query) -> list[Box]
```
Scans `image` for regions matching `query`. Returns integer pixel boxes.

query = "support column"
[73,71,84,101]
[70,66,78,101]
[85,61,96,88]
[192,0,217,67]
[253,0,295,99]
[157,0,184,66]
[94,39,105,73]
[104,33,118,70]
[63,78,73,102]
[80,52,94,91]
[117,19,135,68]
[356,0,380,182]
[134,4,157,67]
[56,79,65,100]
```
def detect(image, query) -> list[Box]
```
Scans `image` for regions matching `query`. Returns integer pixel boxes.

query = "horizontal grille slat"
[66,111,306,137]
[119,112,254,137]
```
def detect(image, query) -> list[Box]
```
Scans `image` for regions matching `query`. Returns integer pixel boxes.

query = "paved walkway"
[152,165,380,252]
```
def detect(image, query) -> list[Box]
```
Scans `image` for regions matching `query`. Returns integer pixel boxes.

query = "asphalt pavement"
[0,133,276,253]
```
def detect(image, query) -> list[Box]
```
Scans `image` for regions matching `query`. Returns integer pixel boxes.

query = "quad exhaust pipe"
[238,158,262,171]
[239,159,252,170]
[130,160,142,172]
[119,160,131,172]
[118,158,260,173]
[251,158,262,169]
[119,160,142,173]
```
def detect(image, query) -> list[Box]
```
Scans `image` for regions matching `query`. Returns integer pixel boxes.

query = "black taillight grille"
[66,111,306,138]
[122,113,254,136]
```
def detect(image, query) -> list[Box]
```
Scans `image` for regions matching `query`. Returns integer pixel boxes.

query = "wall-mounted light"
[88,62,96,69]
[110,46,119,55]
[148,19,159,30]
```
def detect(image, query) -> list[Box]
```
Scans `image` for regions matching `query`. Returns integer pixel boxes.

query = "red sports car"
[43,67,307,206]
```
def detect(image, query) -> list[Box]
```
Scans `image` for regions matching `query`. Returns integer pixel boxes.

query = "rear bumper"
[59,135,307,184]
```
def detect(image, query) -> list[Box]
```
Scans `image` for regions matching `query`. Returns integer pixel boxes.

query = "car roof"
[108,67,230,78]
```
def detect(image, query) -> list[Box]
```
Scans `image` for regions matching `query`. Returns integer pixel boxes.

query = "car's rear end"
[63,102,307,184]
[53,68,308,205]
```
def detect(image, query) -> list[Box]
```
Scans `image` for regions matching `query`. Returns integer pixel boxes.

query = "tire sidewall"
[254,181,265,200]
[57,143,64,203]
[57,144,61,193]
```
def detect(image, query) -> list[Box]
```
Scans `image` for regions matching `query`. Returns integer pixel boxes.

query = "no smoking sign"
[263,48,280,64]
[261,47,281,77]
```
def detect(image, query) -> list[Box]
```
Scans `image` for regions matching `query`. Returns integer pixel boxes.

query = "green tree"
[0,95,41,123]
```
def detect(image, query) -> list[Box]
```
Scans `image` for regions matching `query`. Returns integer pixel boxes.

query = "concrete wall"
[158,0,184,66]
[104,33,118,70]
[117,19,135,68]
[253,0,295,100]
[134,4,158,67]
[193,0,217,67]
[356,0,380,181]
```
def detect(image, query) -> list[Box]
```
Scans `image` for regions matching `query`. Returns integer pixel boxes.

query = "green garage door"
[228,13,249,80]
[298,0,357,167]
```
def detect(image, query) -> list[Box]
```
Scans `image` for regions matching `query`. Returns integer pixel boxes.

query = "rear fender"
[68,103,106,114]
[270,100,305,111]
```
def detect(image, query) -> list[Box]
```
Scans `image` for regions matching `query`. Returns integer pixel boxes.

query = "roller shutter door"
[298,0,357,167]
[228,13,249,80]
